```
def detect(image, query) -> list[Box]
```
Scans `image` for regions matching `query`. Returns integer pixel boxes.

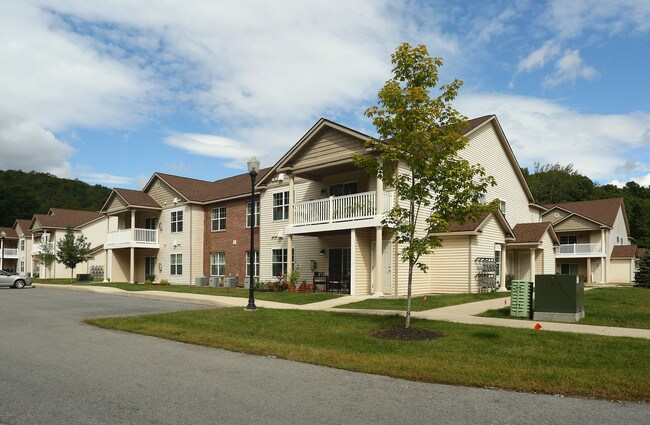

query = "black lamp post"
[0,231,5,272]
[246,156,260,310]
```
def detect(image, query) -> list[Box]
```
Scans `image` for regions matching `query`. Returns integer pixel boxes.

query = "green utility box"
[510,280,533,318]
[533,274,585,323]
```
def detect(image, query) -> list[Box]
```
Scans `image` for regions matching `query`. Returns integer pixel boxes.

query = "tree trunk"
[405,258,415,328]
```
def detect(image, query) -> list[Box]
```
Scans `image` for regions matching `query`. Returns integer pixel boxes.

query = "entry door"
[371,241,392,294]
[328,248,351,282]
[145,217,157,230]
[519,251,531,280]
[145,257,157,277]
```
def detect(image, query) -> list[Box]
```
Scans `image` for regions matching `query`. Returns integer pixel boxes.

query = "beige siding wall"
[542,209,571,224]
[353,229,372,295]
[147,177,182,206]
[293,128,367,168]
[554,216,599,232]
[157,205,191,284]
[105,195,127,214]
[430,236,471,293]
[461,123,537,225]
[610,259,633,283]
[540,232,556,274]
[471,216,506,293]
[190,205,204,281]
[610,208,630,246]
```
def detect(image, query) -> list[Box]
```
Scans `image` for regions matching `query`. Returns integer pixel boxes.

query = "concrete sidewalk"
[34,284,650,340]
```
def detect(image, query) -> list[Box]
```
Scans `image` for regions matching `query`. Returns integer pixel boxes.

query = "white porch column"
[129,247,135,283]
[498,244,508,291]
[586,257,592,284]
[0,236,4,270]
[350,229,356,295]
[529,248,536,281]
[373,226,383,295]
[287,175,294,274]
[287,235,293,275]
[104,249,111,282]
[376,176,384,215]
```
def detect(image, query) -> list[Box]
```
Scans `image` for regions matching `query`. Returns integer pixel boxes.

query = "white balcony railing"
[106,228,158,247]
[557,243,602,256]
[293,191,394,227]
[2,248,18,258]
[31,242,54,256]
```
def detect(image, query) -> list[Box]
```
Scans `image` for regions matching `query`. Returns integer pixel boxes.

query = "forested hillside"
[0,170,111,227]
[523,163,650,248]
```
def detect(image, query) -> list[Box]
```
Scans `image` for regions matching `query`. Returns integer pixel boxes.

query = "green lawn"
[479,287,650,329]
[87,308,650,402]
[34,279,341,305]
[336,291,510,311]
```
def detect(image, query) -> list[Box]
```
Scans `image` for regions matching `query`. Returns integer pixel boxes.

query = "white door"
[371,241,392,294]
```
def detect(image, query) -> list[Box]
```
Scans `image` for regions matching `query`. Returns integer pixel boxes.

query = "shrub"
[158,279,170,286]
[634,252,650,288]
[144,279,153,285]
[145,274,156,282]
[505,274,514,291]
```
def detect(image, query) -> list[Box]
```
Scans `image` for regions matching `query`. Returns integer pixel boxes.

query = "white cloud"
[76,172,134,186]
[0,108,73,176]
[517,41,561,74]
[543,49,598,87]
[456,93,650,182]
[164,133,254,161]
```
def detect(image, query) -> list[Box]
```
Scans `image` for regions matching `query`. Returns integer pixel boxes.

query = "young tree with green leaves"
[56,226,91,281]
[34,238,56,279]
[634,251,650,288]
[355,43,496,328]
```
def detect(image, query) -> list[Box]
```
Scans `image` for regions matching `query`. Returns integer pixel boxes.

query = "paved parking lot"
[1,287,648,424]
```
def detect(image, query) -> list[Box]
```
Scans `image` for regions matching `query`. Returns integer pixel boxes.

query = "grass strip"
[35,279,341,305]
[336,291,509,311]
[87,308,649,402]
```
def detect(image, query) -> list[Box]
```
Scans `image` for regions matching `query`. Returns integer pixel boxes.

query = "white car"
[0,270,32,289]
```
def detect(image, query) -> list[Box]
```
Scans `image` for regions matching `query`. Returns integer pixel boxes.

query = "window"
[330,182,358,197]
[273,191,289,221]
[211,207,227,231]
[494,249,501,278]
[20,261,24,273]
[272,248,294,277]
[210,252,226,276]
[559,235,577,245]
[170,253,183,275]
[145,257,156,277]
[560,263,578,275]
[246,201,260,227]
[20,239,25,251]
[144,217,157,230]
[499,201,506,215]
[246,251,259,277]
[171,210,183,233]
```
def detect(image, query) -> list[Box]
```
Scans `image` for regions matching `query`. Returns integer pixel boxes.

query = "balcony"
[31,242,54,256]
[288,191,394,234]
[1,248,18,259]
[106,228,159,249]
[556,243,603,258]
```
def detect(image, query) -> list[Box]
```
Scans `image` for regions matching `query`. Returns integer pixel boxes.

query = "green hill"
[0,170,112,227]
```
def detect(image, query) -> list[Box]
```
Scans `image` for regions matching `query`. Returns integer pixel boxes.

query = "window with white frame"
[273,191,289,221]
[246,201,260,227]
[211,207,227,231]
[210,252,226,276]
[171,210,183,233]
[272,249,287,277]
[20,239,25,251]
[245,251,259,277]
[20,261,24,273]
[560,263,578,275]
[170,253,183,275]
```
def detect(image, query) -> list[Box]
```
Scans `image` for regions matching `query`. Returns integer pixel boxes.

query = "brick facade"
[203,196,259,286]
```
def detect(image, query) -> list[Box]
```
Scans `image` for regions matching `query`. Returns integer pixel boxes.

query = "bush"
[505,274,514,291]
[145,274,156,282]
[158,279,170,286]
[144,279,153,285]
[634,252,650,288]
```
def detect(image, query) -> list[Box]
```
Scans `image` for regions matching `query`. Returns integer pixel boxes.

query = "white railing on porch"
[31,242,54,255]
[2,248,18,258]
[293,191,394,226]
[107,228,158,246]
[558,243,602,256]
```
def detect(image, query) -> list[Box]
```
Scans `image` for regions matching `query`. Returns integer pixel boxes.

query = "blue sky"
[1,0,649,190]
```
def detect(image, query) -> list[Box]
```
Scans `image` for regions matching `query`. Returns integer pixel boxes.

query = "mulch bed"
[371,327,445,341]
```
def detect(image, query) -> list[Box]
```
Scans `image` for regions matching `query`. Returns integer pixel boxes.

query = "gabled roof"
[0,227,18,239]
[446,211,515,238]
[542,198,625,229]
[611,244,639,259]
[101,188,161,213]
[511,222,559,246]
[146,170,271,204]
[30,208,103,231]
[13,219,33,237]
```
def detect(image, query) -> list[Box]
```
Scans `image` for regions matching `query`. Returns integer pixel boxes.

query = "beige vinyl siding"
[540,232,556,274]
[190,205,204,282]
[353,228,372,295]
[430,236,471,293]
[554,216,600,232]
[471,216,506,293]
[159,205,191,284]
[610,259,633,283]
[147,177,182,206]
[542,209,571,224]
[461,122,536,225]
[535,250,543,275]
[105,195,127,214]
[292,128,367,169]
[610,208,629,246]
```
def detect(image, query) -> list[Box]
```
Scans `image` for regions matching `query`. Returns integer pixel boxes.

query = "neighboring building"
[255,115,555,295]
[541,198,639,284]
[28,208,106,279]
[102,170,268,285]
[14,219,33,276]
[0,227,19,273]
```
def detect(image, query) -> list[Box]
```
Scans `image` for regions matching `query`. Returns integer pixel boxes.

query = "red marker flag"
[534,323,542,331]
[423,295,428,301]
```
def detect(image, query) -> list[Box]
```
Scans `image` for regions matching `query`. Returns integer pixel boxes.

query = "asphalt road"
[0,287,648,425]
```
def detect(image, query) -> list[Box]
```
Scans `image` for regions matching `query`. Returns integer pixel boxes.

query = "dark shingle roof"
[611,244,639,258]
[448,213,490,232]
[155,168,271,203]
[543,198,624,228]
[114,188,161,208]
[0,227,18,239]
[463,115,494,135]
[34,209,103,229]
[512,222,553,244]
[14,219,33,237]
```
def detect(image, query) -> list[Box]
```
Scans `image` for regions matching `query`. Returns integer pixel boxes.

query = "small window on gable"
[499,201,506,215]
